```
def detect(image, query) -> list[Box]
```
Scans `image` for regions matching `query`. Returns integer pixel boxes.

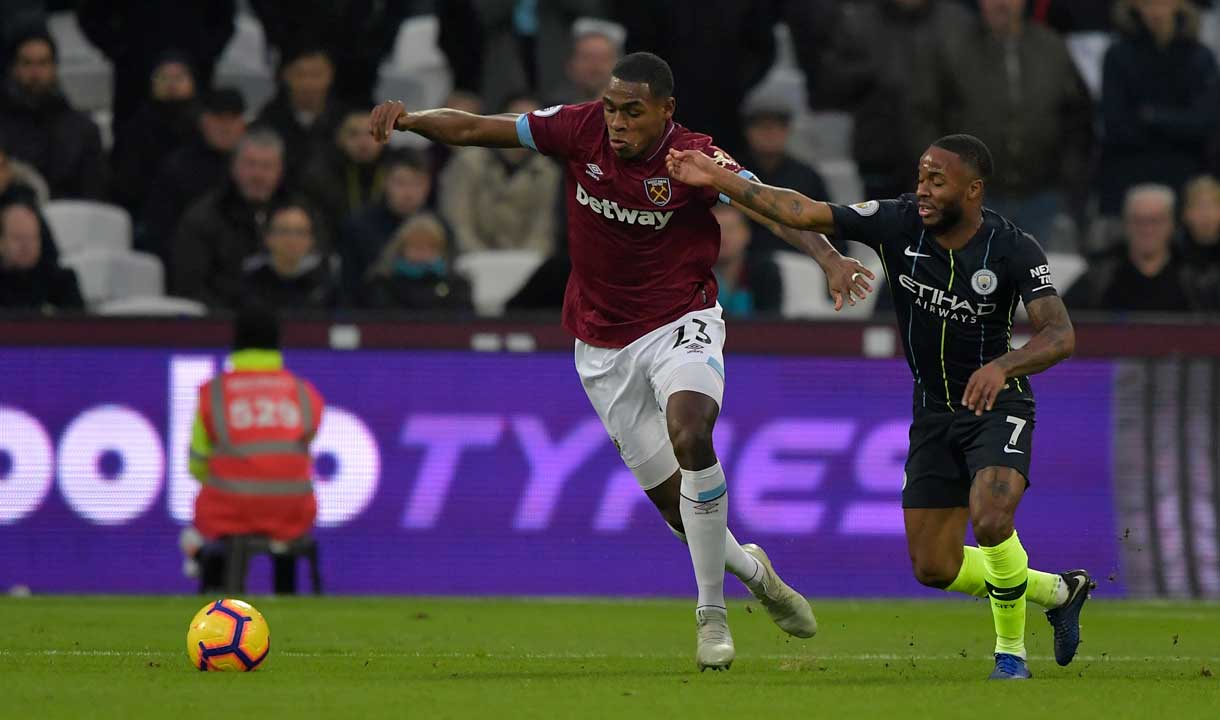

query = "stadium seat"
[454,250,546,316]
[214,12,277,112]
[1065,32,1113,101]
[62,251,164,307]
[774,242,883,320]
[376,15,452,114]
[47,12,114,112]
[95,295,206,317]
[43,200,133,259]
[790,112,855,166]
[1014,252,1088,321]
[813,160,866,206]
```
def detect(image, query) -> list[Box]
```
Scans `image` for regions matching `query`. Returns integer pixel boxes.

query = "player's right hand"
[666,149,718,188]
[370,100,408,143]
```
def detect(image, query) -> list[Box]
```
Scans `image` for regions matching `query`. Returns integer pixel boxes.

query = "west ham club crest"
[645,177,672,206]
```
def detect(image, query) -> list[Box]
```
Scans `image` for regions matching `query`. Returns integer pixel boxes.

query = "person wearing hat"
[736,94,832,258]
[138,87,247,268]
[111,52,201,216]
[0,23,107,200]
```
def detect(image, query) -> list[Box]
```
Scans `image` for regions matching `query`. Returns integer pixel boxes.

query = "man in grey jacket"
[910,0,1094,251]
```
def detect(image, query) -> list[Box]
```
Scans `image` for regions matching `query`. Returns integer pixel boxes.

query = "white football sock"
[667,524,763,586]
[679,462,730,610]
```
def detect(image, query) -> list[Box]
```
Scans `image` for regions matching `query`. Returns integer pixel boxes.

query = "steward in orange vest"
[190,309,323,542]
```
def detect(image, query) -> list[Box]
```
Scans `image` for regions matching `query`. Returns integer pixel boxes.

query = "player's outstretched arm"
[732,202,874,310]
[370,100,521,148]
[962,295,1075,415]
[666,149,836,234]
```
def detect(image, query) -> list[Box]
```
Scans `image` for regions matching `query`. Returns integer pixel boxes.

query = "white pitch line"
[3,649,1217,663]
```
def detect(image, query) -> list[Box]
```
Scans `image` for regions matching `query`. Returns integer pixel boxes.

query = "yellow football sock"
[980,531,1029,658]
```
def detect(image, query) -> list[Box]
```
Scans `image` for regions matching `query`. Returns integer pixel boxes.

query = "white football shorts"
[576,304,727,490]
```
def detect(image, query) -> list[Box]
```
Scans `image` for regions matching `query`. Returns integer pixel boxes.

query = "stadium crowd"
[0,0,1218,317]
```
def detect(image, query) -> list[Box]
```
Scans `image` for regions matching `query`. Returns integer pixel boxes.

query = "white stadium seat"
[43,200,133,259]
[454,250,546,317]
[96,296,207,317]
[1015,252,1088,321]
[774,241,884,320]
[377,15,453,117]
[47,12,113,112]
[62,251,164,307]
[215,12,277,112]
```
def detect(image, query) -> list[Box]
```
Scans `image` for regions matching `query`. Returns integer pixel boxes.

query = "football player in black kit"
[667,134,1094,681]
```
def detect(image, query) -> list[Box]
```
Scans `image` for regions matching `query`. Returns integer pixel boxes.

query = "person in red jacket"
[184,306,324,592]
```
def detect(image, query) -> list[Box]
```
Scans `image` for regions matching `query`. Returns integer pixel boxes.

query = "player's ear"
[662,96,675,120]
[968,179,984,201]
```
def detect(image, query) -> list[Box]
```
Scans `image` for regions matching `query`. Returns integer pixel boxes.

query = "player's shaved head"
[610,52,674,99]
[916,137,989,237]
[931,134,994,184]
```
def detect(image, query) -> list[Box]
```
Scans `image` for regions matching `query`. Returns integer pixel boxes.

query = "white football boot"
[695,606,735,671]
[742,543,818,638]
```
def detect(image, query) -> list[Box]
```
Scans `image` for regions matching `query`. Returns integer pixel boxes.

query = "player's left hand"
[665,149,717,188]
[824,255,874,310]
[963,362,1007,416]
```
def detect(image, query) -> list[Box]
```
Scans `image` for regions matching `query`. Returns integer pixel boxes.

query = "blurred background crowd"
[0,0,1217,320]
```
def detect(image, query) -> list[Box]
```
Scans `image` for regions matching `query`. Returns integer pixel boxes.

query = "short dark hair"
[381,147,428,175]
[931,134,994,182]
[201,87,246,115]
[611,52,674,99]
[233,304,281,351]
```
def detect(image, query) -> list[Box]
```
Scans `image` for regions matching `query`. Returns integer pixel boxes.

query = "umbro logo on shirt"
[586,163,603,180]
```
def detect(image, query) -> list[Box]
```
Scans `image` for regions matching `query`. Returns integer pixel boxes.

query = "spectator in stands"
[425,90,484,207]
[1066,184,1202,312]
[712,204,781,318]
[111,54,199,216]
[242,199,340,311]
[736,93,832,257]
[1179,174,1220,307]
[341,148,431,296]
[1028,0,1120,31]
[775,0,845,109]
[439,95,561,254]
[617,0,775,157]
[547,28,620,105]
[1098,0,1220,216]
[250,0,411,106]
[0,134,48,206]
[255,47,346,175]
[302,108,385,241]
[172,129,287,309]
[76,0,234,140]
[139,89,247,268]
[438,0,610,110]
[820,0,974,200]
[186,305,323,595]
[0,25,106,199]
[0,201,82,311]
[911,0,1094,251]
[362,212,473,311]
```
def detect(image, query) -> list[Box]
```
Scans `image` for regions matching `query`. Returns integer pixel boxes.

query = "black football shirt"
[830,194,1058,412]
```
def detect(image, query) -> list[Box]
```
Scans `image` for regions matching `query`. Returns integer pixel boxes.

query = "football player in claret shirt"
[670,133,1093,680]
[371,52,874,670]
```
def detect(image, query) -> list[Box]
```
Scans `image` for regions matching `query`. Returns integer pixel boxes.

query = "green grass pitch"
[3,596,1217,719]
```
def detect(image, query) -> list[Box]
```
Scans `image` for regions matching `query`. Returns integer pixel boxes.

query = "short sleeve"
[1011,233,1058,305]
[696,145,758,204]
[517,104,576,159]
[827,199,910,249]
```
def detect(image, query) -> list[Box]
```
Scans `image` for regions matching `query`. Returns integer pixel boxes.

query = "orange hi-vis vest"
[195,356,323,541]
